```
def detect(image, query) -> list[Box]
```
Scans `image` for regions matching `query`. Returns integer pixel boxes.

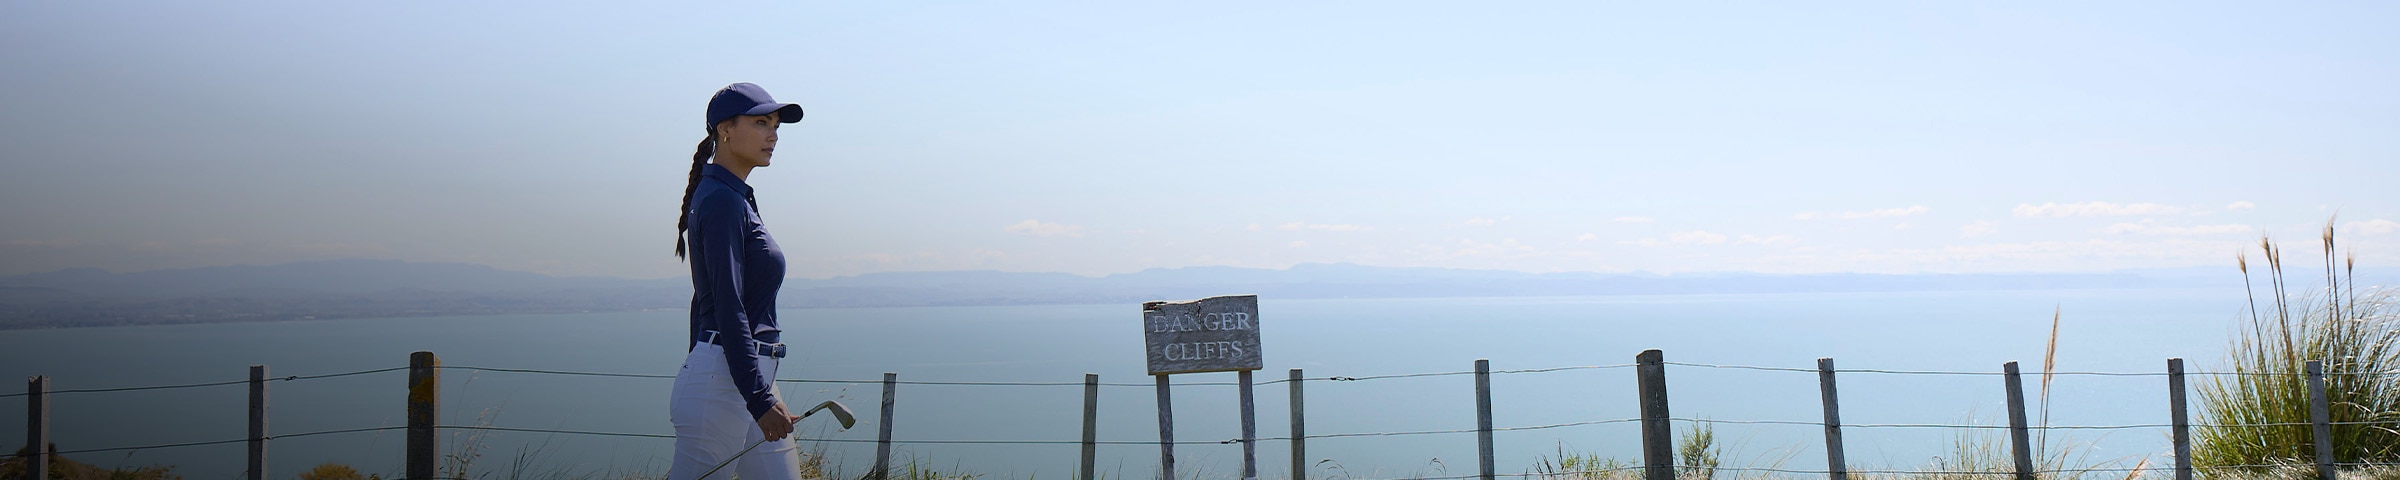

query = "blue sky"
[2,2,2395,279]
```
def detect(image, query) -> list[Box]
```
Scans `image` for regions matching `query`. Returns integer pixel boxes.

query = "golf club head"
[802,400,857,430]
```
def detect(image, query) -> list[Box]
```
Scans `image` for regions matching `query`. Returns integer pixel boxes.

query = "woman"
[669,82,807,480]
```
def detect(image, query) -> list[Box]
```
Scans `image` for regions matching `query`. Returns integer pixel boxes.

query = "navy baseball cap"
[705,82,804,132]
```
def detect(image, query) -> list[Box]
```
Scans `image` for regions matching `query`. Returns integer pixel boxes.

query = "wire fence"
[19,360,2390,400]
[12,354,2394,479]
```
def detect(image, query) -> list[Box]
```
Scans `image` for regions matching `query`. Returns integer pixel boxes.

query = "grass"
[1529,443,1636,480]
[1524,421,1796,480]
[0,443,181,480]
[1311,456,1454,480]
[2194,221,2400,473]
[1519,304,2142,480]
[1887,413,2149,480]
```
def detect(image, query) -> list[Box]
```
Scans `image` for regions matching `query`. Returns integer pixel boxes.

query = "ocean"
[0,287,2248,479]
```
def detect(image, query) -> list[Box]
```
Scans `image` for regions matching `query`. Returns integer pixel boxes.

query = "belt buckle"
[760,343,787,358]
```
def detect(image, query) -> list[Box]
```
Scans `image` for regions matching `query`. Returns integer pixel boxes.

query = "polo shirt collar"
[701,163,754,198]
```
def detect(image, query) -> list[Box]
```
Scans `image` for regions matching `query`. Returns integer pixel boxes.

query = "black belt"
[699,330,787,358]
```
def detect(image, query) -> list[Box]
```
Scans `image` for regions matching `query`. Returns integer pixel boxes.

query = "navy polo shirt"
[686,163,788,420]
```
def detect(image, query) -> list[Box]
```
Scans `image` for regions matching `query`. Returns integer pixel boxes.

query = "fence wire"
[2,366,411,398]
[1663,360,2394,378]
[18,358,2349,400]
[47,426,409,455]
[21,416,1635,455]
[432,363,1638,388]
[25,357,2400,469]
[1346,463,2400,480]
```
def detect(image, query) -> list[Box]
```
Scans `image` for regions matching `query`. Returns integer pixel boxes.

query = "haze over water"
[3,287,2241,478]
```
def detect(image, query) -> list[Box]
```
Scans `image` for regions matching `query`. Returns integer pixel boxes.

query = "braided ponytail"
[674,135,714,260]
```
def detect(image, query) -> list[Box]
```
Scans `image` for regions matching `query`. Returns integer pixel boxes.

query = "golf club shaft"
[700,434,772,480]
[694,410,815,479]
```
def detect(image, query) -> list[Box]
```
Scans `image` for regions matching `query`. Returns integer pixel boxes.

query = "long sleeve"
[690,191,780,420]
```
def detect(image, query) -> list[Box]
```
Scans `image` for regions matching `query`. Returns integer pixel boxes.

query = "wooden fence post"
[1817,358,1846,480]
[1155,374,1175,480]
[1476,359,1496,480]
[1082,373,1099,480]
[1240,370,1259,480]
[2169,358,2192,480]
[249,365,269,480]
[25,375,48,480]
[2309,360,2334,480]
[1636,349,1672,480]
[2003,361,2033,480]
[407,351,439,480]
[874,372,897,480]
[1290,368,1305,480]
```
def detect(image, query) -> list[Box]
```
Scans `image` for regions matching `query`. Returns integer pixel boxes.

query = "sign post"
[1143,294,1263,480]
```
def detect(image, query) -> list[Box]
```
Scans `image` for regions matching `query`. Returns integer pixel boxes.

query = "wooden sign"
[1141,295,1262,375]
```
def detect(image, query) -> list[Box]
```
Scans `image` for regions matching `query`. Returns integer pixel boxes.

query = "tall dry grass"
[2195,220,2400,474]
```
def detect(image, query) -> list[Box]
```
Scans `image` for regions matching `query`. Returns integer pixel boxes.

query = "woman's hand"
[756,402,801,440]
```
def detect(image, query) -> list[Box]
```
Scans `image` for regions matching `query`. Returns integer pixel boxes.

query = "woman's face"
[714,112,781,168]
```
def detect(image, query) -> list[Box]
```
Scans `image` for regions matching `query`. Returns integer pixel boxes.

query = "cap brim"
[742,103,805,123]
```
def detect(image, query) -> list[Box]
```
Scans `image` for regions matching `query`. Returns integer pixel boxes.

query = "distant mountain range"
[0,260,687,329]
[0,258,2375,329]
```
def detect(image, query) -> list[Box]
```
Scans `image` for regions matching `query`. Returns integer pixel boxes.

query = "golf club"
[695,400,856,480]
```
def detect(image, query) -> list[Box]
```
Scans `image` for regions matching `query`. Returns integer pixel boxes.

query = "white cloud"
[1003,220,1088,238]
[1673,231,1729,245]
[1833,238,2242,270]
[1960,220,1999,238]
[1620,231,1796,247]
[2013,202,2183,217]
[1576,233,1599,242]
[1794,206,1930,220]
[2101,222,2251,236]
[1445,238,1542,257]
[1288,240,1310,248]
[2227,201,2256,211]
[2347,219,2400,235]
[1279,222,1371,232]
[1736,235,1797,246]
[1612,216,1654,223]
[1463,216,1509,226]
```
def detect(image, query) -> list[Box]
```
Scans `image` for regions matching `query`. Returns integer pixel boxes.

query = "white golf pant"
[669,342,803,480]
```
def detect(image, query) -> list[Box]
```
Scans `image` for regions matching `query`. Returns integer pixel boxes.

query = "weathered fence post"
[1636,349,1673,480]
[2309,360,2334,480]
[2169,358,2192,480]
[248,365,269,480]
[1240,369,1259,480]
[1476,359,1496,480]
[25,376,48,480]
[407,351,439,480]
[2003,361,2033,480]
[874,372,897,480]
[1083,373,1099,480]
[1156,374,1175,480]
[1290,368,1305,480]
[1817,358,1846,480]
